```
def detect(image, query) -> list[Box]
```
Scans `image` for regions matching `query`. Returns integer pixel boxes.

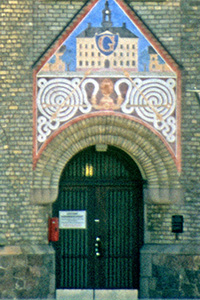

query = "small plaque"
[59,211,87,229]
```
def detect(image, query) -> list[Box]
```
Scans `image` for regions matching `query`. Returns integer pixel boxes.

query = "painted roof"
[77,22,138,38]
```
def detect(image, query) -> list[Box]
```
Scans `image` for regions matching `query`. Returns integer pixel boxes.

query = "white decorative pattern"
[120,78,176,143]
[36,76,177,148]
[37,78,92,122]
[37,78,93,142]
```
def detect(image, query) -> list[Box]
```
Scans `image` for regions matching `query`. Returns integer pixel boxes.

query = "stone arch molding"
[30,116,182,205]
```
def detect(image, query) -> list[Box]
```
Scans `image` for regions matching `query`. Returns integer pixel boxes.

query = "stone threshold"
[56,289,138,300]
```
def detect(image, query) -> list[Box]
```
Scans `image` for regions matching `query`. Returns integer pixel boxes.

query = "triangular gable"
[34,0,180,73]
[33,0,181,171]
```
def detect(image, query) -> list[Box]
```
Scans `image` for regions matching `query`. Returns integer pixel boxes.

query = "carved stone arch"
[31,116,182,205]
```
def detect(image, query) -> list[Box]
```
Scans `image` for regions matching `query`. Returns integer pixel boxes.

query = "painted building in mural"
[148,46,171,72]
[76,2,139,71]
[41,0,170,74]
[0,0,200,299]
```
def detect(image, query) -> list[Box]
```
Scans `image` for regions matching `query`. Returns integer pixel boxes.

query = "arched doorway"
[52,145,144,297]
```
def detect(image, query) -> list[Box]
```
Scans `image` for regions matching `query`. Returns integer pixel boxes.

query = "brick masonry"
[0,0,200,298]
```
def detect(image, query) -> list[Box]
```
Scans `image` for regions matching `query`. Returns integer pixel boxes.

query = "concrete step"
[56,289,138,300]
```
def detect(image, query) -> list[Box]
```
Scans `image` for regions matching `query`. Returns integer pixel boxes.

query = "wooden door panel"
[94,186,140,289]
[53,184,141,289]
[54,184,141,289]
[54,187,93,288]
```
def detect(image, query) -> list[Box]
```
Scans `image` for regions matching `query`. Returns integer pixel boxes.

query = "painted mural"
[34,0,181,169]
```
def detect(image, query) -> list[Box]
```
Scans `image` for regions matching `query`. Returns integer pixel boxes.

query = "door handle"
[95,236,101,257]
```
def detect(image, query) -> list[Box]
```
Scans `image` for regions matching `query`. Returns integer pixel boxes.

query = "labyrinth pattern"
[36,76,177,152]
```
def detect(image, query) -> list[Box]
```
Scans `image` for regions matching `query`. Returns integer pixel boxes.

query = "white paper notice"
[59,211,87,229]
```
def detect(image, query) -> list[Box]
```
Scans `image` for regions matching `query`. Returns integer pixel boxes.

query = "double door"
[53,181,142,290]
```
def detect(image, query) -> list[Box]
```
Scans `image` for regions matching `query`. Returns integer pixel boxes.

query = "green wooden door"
[53,146,143,290]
